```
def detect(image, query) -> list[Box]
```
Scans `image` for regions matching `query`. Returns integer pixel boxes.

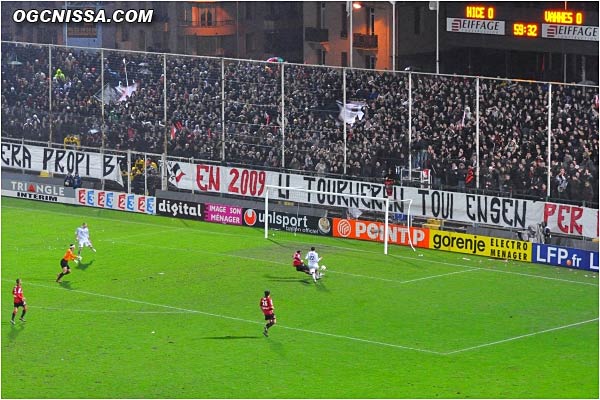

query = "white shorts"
[308,264,320,273]
[78,239,92,248]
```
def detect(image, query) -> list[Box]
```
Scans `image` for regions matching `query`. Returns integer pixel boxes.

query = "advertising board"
[204,203,243,225]
[76,189,155,214]
[2,178,75,204]
[242,208,332,236]
[331,218,429,248]
[429,230,531,261]
[532,244,599,271]
[155,198,202,220]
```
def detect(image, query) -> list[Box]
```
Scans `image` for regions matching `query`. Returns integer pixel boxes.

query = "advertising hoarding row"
[154,198,332,236]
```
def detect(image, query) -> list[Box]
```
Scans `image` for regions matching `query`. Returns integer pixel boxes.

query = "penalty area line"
[331,267,481,284]
[444,317,599,355]
[19,280,442,355]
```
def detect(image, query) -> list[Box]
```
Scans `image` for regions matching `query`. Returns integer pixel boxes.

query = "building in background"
[1,1,598,82]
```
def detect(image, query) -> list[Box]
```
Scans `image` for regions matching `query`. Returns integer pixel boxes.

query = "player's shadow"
[202,335,262,340]
[76,260,94,271]
[8,323,25,340]
[315,281,330,292]
[264,274,312,285]
[58,280,74,290]
[267,338,286,359]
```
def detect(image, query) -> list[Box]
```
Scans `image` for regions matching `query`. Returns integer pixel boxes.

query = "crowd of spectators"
[1,42,598,206]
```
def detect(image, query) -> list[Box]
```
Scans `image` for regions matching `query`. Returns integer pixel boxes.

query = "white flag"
[337,101,366,125]
[116,82,138,102]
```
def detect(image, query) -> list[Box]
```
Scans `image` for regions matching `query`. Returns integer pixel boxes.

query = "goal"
[263,185,415,254]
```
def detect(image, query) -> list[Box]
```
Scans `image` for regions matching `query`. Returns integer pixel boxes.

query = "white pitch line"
[444,317,600,355]
[17,280,442,355]
[3,204,598,287]
[276,325,442,354]
[329,268,481,284]
[30,305,188,314]
[473,267,599,287]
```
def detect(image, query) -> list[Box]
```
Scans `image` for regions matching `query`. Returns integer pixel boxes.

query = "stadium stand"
[1,41,598,207]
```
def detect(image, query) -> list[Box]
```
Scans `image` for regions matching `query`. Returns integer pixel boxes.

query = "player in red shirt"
[10,278,27,324]
[57,244,79,283]
[260,290,276,337]
[293,250,311,275]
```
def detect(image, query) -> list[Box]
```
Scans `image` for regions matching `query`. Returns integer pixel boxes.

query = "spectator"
[64,173,74,187]
[582,181,594,205]
[555,168,568,199]
[53,68,66,82]
[73,173,82,189]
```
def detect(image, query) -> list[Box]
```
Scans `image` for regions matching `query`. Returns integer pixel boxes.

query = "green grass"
[1,196,598,399]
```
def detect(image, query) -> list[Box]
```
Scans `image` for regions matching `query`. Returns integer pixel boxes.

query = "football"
[320,265,327,271]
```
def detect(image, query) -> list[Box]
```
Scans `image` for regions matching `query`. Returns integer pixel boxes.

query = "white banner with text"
[167,161,599,238]
[1,142,123,185]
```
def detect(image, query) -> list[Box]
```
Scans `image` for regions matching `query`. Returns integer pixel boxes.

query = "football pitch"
[1,196,598,399]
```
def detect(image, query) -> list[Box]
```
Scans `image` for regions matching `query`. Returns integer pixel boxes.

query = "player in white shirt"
[305,246,324,282]
[75,222,96,256]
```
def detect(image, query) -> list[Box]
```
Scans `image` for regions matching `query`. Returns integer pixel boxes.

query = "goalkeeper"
[56,244,80,283]
[292,250,311,275]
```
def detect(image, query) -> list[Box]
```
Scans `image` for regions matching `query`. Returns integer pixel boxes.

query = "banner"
[542,202,598,237]
[76,189,155,214]
[532,244,599,271]
[429,231,531,261]
[166,160,599,238]
[332,218,429,248]
[1,143,124,186]
[242,208,332,236]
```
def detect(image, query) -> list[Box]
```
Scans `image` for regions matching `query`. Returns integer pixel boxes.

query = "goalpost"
[264,185,415,254]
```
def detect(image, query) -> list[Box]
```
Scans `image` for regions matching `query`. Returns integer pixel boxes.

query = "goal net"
[263,185,415,254]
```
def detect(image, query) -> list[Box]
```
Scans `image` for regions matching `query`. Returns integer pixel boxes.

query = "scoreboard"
[447,4,599,42]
